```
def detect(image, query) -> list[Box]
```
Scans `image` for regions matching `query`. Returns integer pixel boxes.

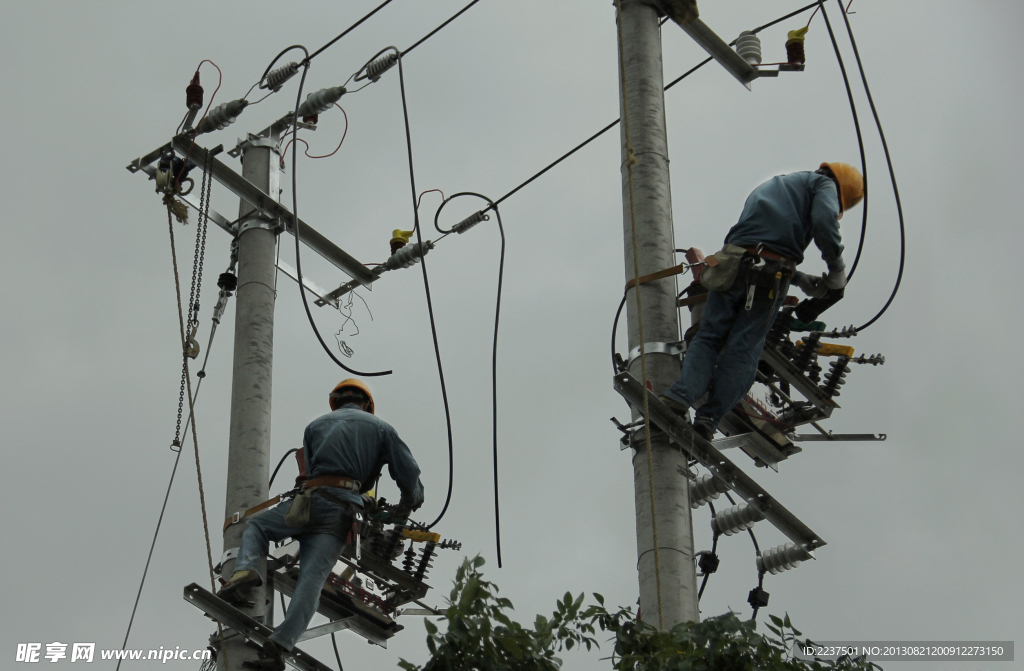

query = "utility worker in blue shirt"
[218,378,424,670]
[661,162,864,440]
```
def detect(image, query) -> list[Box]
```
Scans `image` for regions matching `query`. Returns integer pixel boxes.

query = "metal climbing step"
[612,371,826,552]
[183,583,333,671]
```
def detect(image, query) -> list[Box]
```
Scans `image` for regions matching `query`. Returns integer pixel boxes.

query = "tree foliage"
[399,557,880,671]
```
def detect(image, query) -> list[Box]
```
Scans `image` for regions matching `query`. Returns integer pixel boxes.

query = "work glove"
[793,271,827,299]
[390,502,413,524]
[822,267,847,290]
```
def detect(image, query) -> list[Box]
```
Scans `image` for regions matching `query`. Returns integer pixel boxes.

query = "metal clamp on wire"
[451,210,490,235]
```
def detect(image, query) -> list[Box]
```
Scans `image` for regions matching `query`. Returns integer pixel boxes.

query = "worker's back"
[303,405,424,508]
[725,171,843,267]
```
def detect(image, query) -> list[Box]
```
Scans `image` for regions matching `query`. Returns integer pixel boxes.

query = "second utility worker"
[661,162,864,440]
[218,378,424,671]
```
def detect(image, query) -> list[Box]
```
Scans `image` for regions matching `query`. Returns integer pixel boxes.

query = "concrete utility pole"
[616,0,700,627]
[220,134,281,670]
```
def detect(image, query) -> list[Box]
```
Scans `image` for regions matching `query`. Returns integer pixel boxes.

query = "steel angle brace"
[792,433,887,442]
[612,372,825,551]
[127,138,376,288]
[183,583,334,671]
[760,345,838,416]
[129,157,339,308]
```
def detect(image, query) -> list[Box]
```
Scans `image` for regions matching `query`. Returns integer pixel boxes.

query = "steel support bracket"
[627,340,685,367]
[126,138,376,287]
[791,433,887,442]
[183,583,334,671]
[238,214,284,236]
[612,371,826,551]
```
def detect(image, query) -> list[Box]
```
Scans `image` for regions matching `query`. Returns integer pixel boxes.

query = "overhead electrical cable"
[401,0,484,57]
[432,192,507,566]
[830,0,906,331]
[395,53,456,532]
[306,0,397,64]
[816,1,869,283]
[492,2,821,210]
[288,50,393,377]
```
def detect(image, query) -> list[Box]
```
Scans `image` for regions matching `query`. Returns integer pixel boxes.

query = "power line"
[492,2,821,209]
[396,54,456,530]
[830,0,906,331]
[402,0,484,57]
[306,0,397,64]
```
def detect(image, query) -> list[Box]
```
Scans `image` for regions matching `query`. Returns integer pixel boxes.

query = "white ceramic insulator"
[196,99,248,135]
[756,542,814,575]
[736,31,762,65]
[710,503,764,536]
[689,473,731,509]
[384,240,434,270]
[297,87,347,118]
[264,63,299,92]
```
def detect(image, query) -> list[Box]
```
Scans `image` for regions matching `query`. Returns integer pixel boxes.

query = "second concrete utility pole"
[615,0,700,628]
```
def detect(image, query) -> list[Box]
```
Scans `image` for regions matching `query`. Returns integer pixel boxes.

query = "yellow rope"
[166,198,228,670]
[614,0,664,630]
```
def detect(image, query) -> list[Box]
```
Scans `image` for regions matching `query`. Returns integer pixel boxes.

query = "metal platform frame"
[612,371,825,552]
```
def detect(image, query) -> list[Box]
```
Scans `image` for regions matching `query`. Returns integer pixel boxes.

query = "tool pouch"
[284,488,314,528]
[700,244,748,292]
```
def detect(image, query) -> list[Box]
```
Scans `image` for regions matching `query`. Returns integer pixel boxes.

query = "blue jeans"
[234,493,351,651]
[664,278,789,429]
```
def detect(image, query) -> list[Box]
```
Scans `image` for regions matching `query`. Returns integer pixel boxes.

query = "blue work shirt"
[724,171,845,271]
[302,404,424,509]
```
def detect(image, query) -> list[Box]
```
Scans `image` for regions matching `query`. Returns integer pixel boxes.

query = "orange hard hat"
[329,378,375,414]
[820,162,864,219]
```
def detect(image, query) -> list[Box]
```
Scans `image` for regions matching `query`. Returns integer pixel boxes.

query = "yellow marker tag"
[796,340,855,358]
[402,529,441,543]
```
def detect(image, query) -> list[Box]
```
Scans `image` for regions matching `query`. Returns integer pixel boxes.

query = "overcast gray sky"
[2,1,1022,670]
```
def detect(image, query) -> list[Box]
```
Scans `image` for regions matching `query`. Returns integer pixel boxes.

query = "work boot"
[218,570,262,607]
[692,417,715,442]
[242,641,285,671]
[658,395,690,420]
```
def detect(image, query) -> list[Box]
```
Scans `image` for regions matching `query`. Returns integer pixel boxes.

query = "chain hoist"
[171,152,213,451]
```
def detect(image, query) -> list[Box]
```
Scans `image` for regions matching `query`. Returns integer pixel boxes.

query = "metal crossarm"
[612,372,826,551]
[127,138,376,287]
[182,583,334,671]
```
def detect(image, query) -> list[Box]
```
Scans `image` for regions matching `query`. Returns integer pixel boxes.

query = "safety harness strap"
[223,495,282,532]
[624,263,689,292]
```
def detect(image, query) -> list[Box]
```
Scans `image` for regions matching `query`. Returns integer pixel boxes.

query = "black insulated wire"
[269,448,301,489]
[289,55,393,377]
[433,192,507,567]
[401,0,484,57]
[305,0,396,64]
[493,2,821,209]
[698,501,718,601]
[833,0,906,331]
[818,2,869,282]
[611,294,627,372]
[395,55,455,532]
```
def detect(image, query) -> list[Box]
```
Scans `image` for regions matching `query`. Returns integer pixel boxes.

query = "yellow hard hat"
[820,162,864,219]
[329,378,375,413]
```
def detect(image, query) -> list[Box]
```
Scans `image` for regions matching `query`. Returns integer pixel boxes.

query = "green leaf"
[769,614,784,627]
[424,619,438,636]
